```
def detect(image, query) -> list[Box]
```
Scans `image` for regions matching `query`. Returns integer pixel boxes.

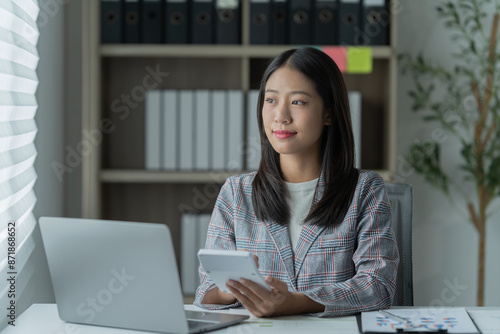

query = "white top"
[285,178,319,252]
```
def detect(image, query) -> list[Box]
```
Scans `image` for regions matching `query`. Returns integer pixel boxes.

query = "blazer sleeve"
[301,171,400,317]
[193,177,243,310]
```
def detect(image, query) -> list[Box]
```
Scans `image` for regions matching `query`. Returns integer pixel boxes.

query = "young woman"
[194,47,399,318]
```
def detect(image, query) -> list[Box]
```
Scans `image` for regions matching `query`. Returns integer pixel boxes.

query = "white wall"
[34,0,66,219]
[19,0,82,313]
[396,0,500,306]
[25,0,74,310]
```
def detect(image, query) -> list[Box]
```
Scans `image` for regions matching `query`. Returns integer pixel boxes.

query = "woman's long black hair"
[252,47,359,227]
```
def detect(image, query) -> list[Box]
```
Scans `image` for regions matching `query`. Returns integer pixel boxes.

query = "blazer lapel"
[263,222,296,287]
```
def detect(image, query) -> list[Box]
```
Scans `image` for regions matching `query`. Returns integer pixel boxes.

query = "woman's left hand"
[225,275,295,317]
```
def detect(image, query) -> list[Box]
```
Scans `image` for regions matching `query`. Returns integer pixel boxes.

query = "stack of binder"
[101,0,242,44]
[145,89,246,172]
[249,0,390,45]
[181,213,211,295]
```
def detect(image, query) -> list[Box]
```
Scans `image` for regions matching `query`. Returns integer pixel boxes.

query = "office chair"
[385,183,414,306]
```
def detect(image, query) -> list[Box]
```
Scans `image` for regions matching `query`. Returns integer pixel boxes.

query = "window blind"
[0,0,40,328]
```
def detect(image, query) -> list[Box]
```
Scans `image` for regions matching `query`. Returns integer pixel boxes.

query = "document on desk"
[361,308,479,333]
[234,315,358,334]
[185,305,358,333]
[467,309,500,334]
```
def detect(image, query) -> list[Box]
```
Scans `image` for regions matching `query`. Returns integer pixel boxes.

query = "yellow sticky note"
[347,47,373,74]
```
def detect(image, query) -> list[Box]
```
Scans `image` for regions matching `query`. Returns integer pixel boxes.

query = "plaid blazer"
[194,170,399,317]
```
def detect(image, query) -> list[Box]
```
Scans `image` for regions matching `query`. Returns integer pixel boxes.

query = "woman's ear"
[324,109,332,125]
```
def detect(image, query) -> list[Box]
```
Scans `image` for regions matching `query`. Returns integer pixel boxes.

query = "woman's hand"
[226,275,324,317]
[225,275,291,317]
[225,254,324,317]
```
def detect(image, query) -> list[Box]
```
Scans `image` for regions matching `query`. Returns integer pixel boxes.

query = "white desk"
[3,304,500,334]
[0,304,360,334]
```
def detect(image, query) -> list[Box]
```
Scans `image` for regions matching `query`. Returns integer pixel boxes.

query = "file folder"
[101,0,123,43]
[181,213,211,295]
[211,90,226,170]
[145,90,161,170]
[313,0,338,45]
[289,0,312,45]
[271,0,287,44]
[179,90,194,170]
[191,0,214,44]
[338,0,361,45]
[142,0,162,43]
[348,91,362,168]
[162,90,178,170]
[246,90,261,170]
[165,0,189,44]
[181,213,198,295]
[124,0,141,43]
[227,90,244,170]
[195,90,211,170]
[361,0,389,45]
[215,0,241,44]
[250,0,271,45]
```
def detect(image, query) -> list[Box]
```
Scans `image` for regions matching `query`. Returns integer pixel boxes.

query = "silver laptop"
[39,217,248,334]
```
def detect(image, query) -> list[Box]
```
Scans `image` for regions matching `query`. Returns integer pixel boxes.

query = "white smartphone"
[197,249,271,293]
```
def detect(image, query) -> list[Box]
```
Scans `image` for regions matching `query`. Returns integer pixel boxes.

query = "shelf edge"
[100,45,394,59]
[101,169,393,183]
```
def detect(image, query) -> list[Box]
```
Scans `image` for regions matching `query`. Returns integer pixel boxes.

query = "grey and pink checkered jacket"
[195,169,399,317]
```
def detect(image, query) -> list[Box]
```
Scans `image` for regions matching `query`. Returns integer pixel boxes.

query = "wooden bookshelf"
[81,0,398,280]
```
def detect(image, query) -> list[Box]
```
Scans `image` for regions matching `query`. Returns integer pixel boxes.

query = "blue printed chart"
[361,308,479,333]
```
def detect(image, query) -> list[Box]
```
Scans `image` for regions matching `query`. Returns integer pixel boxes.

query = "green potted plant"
[399,0,500,306]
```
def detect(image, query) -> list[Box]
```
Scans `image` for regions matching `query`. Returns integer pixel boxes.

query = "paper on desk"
[184,304,358,333]
[467,309,500,334]
[227,315,358,334]
[362,308,479,333]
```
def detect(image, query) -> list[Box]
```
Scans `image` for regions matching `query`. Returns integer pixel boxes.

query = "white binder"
[227,90,244,170]
[211,90,226,170]
[246,90,261,171]
[162,90,178,170]
[348,91,362,168]
[181,213,211,295]
[145,90,161,170]
[179,90,194,170]
[194,90,211,170]
[181,213,198,295]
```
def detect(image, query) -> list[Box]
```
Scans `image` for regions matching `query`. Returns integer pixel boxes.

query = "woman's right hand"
[201,286,237,305]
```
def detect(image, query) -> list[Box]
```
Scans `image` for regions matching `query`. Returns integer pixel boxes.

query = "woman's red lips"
[273,130,297,139]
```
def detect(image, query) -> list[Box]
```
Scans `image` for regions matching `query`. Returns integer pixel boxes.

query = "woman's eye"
[265,98,276,104]
[292,100,306,105]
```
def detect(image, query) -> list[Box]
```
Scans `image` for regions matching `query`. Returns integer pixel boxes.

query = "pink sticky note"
[322,46,347,73]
